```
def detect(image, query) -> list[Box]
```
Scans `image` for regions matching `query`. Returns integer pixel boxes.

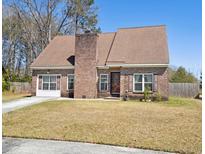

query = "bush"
[11,86,16,93]
[4,71,32,83]
[122,90,128,101]
[20,75,32,82]
[11,74,32,82]
[144,86,150,102]
[155,91,162,102]
[2,77,10,92]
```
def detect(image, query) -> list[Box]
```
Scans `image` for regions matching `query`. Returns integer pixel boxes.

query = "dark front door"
[111,72,120,97]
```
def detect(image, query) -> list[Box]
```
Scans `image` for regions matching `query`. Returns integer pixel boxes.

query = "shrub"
[122,90,128,101]
[2,77,10,92]
[11,86,16,93]
[144,86,150,102]
[20,75,32,82]
[155,91,162,102]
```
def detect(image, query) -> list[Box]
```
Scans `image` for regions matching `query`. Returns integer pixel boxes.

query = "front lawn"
[2,91,31,102]
[3,97,201,153]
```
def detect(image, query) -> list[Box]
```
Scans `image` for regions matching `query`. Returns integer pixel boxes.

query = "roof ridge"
[118,25,166,30]
[104,32,117,65]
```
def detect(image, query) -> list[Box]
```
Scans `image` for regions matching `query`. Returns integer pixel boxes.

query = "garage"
[36,74,61,97]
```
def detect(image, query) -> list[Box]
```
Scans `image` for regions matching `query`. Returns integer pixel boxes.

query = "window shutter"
[38,76,42,90]
[57,76,61,90]
[154,75,158,92]
[128,74,133,92]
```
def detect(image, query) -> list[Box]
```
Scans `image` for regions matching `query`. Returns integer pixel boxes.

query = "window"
[133,73,153,92]
[42,75,57,90]
[100,74,108,91]
[67,74,74,90]
[134,74,143,92]
[144,74,153,91]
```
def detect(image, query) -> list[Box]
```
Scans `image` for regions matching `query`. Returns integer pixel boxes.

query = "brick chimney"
[74,33,98,98]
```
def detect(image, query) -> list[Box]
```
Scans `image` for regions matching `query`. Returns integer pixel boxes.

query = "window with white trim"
[100,74,108,91]
[133,73,153,92]
[67,74,74,90]
[42,75,57,90]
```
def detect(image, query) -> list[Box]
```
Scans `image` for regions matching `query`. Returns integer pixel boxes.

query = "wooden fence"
[169,83,200,98]
[10,82,31,93]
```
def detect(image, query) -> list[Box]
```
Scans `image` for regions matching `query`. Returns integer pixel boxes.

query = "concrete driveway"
[2,96,56,113]
[3,137,174,154]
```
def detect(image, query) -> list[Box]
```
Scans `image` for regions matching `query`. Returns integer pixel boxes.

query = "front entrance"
[111,72,120,97]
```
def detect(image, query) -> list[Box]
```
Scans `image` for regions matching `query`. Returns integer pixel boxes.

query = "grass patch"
[3,97,201,153]
[2,91,31,102]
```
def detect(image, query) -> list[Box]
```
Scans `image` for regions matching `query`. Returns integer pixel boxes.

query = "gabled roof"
[31,36,75,67]
[96,32,116,66]
[31,25,169,68]
[106,26,169,65]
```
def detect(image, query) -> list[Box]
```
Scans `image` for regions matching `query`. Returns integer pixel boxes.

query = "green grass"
[3,97,201,153]
[2,91,32,102]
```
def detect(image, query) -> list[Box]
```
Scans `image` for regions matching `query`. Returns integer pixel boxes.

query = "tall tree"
[3,0,100,77]
[2,7,23,74]
[68,0,100,34]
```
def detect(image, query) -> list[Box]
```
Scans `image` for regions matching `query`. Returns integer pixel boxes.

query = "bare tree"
[3,0,100,77]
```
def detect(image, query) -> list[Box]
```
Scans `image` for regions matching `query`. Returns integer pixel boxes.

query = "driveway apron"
[2,96,56,113]
[3,137,174,154]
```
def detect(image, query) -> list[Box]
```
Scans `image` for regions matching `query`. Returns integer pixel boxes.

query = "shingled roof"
[31,25,169,68]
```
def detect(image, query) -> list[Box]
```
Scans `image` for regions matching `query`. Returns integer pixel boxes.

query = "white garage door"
[36,75,61,97]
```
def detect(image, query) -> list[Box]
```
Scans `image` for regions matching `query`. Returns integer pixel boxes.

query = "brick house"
[31,25,169,100]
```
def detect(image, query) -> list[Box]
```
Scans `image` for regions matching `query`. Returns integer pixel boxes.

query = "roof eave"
[30,66,74,70]
[97,64,169,69]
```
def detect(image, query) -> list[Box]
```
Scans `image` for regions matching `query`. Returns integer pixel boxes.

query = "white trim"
[31,66,74,69]
[32,64,168,70]
[99,74,109,92]
[38,74,62,76]
[106,64,168,68]
[96,66,109,69]
[67,74,74,91]
[133,73,153,92]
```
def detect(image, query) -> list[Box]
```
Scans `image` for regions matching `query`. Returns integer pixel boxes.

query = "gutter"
[31,64,168,70]
[30,66,74,70]
[97,64,169,68]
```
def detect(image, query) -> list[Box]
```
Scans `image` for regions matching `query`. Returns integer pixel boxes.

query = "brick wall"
[157,68,169,98]
[97,67,168,99]
[120,67,168,99]
[74,33,98,98]
[32,67,168,99]
[31,76,37,95]
[32,69,74,97]
[97,68,120,98]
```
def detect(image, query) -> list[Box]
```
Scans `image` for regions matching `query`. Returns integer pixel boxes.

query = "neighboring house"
[30,25,169,100]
